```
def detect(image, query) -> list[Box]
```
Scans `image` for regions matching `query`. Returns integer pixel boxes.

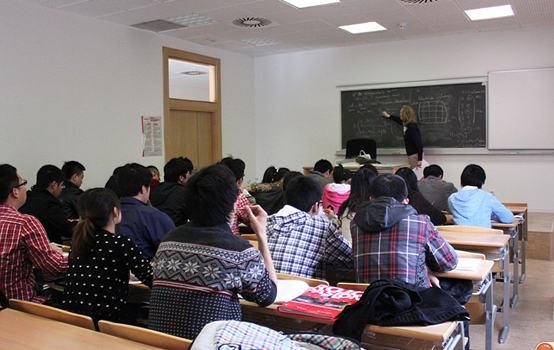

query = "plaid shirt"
[351,211,457,288]
[267,205,353,280]
[229,192,250,236]
[0,205,68,303]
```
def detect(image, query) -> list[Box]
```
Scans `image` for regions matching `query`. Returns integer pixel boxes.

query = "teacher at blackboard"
[382,106,424,169]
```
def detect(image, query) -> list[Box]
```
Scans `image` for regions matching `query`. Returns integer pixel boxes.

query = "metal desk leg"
[499,248,510,344]
[482,272,494,350]
[519,217,527,284]
[443,321,465,350]
[510,226,519,308]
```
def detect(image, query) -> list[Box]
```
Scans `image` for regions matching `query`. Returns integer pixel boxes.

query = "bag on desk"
[355,150,380,165]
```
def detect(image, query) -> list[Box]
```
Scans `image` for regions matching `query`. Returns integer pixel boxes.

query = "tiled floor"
[470,259,554,350]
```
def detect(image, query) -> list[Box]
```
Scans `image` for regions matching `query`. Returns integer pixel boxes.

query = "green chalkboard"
[341,83,486,149]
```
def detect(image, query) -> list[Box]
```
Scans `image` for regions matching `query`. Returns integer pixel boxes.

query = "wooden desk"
[491,217,522,308]
[240,300,464,350]
[0,308,162,349]
[435,260,495,350]
[440,231,512,345]
[502,202,528,283]
[302,164,406,175]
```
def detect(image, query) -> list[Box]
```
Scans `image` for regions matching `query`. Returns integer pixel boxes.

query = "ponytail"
[70,217,97,259]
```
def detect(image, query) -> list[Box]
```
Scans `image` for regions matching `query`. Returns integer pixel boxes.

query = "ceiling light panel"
[281,0,340,9]
[340,22,387,34]
[465,5,514,21]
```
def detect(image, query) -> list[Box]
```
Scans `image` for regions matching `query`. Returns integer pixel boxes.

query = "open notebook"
[455,258,481,272]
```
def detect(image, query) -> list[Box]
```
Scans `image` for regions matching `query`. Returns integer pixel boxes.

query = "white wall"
[254,26,554,212]
[0,0,257,189]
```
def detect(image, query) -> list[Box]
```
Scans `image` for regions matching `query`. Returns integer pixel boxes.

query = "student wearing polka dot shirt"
[62,188,152,325]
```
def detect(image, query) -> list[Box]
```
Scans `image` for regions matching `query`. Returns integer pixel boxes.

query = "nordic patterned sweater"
[148,222,277,340]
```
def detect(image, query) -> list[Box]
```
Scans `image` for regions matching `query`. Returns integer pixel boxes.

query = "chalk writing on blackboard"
[341,83,486,149]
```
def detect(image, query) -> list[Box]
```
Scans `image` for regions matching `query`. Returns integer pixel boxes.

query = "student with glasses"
[0,164,67,304]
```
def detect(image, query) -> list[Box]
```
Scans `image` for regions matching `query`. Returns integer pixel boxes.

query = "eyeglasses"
[15,179,27,188]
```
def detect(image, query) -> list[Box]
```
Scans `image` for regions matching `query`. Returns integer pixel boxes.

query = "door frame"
[163,47,222,163]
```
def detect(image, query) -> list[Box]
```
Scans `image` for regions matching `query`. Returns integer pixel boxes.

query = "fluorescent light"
[340,22,386,34]
[465,5,514,21]
[281,0,340,9]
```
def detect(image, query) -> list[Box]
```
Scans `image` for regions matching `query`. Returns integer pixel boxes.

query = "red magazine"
[277,284,364,321]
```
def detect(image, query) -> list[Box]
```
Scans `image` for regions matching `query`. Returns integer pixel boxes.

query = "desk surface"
[239,300,457,343]
[502,203,528,214]
[0,308,162,349]
[434,260,493,281]
[491,217,522,228]
[440,231,510,248]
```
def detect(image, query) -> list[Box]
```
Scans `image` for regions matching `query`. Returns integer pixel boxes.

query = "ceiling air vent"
[232,17,272,28]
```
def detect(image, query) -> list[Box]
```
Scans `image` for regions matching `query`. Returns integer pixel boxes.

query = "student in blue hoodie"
[448,164,513,228]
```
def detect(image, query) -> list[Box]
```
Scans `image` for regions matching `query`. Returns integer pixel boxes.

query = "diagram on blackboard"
[418,101,448,124]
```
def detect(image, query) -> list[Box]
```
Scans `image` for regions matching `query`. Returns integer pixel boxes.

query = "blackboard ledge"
[336,148,554,156]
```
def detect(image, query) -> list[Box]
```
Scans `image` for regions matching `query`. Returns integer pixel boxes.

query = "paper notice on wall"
[142,116,163,157]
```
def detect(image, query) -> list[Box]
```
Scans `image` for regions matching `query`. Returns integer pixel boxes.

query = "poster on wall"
[142,116,163,157]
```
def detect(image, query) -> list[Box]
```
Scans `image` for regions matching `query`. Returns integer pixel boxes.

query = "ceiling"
[26,0,554,57]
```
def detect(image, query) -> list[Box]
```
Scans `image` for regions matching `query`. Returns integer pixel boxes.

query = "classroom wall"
[254,25,554,212]
[0,0,257,189]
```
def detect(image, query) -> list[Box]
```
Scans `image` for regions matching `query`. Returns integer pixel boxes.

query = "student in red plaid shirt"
[351,174,457,288]
[0,164,67,304]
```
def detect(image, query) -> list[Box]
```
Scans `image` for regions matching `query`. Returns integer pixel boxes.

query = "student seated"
[322,165,352,213]
[63,188,153,325]
[418,164,458,213]
[58,160,86,220]
[249,166,289,212]
[219,156,251,235]
[150,157,193,227]
[146,165,161,194]
[306,159,333,192]
[0,164,67,304]
[267,176,353,280]
[448,164,514,228]
[114,163,175,261]
[266,171,303,215]
[351,174,458,287]
[395,167,446,226]
[148,165,277,340]
[337,168,377,241]
[19,165,76,243]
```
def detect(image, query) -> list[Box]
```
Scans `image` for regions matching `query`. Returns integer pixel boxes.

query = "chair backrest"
[345,139,377,160]
[435,225,504,235]
[276,273,329,287]
[240,234,257,241]
[9,299,95,330]
[98,320,192,350]
[336,282,369,292]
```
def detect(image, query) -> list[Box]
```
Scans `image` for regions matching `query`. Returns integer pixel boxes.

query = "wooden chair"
[276,273,329,287]
[98,320,192,350]
[452,251,489,325]
[9,299,95,330]
[240,234,257,241]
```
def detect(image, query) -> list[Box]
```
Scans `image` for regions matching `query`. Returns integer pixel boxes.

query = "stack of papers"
[456,258,481,272]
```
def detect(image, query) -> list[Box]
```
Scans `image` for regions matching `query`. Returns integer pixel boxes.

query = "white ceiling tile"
[22,0,554,57]
[406,0,469,25]
[261,9,312,24]
[197,6,255,21]
[234,0,295,15]
[27,0,90,8]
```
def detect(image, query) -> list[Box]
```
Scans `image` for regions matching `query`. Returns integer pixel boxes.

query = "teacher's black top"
[388,115,423,161]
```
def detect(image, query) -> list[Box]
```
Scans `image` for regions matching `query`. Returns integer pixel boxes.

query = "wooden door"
[165,110,214,169]
[163,47,221,167]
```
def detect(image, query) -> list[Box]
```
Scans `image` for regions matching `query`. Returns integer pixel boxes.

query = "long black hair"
[337,168,376,218]
[70,188,120,259]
